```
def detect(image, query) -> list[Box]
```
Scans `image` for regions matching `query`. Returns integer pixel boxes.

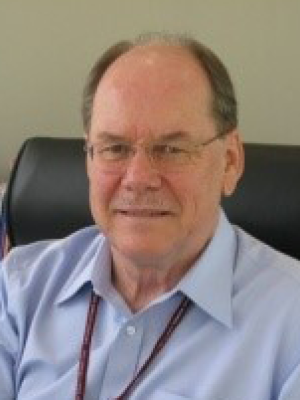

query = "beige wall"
[1,0,300,180]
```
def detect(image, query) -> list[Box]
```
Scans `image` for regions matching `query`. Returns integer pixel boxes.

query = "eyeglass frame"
[84,131,228,173]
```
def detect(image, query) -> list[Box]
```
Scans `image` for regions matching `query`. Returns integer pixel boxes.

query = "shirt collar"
[177,210,236,329]
[56,235,113,305]
[56,210,237,329]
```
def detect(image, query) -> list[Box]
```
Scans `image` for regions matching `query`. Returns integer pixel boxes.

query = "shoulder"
[234,225,300,304]
[0,226,103,291]
[235,225,300,279]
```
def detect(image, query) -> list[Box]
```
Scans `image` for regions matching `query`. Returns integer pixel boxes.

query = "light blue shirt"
[1,210,300,400]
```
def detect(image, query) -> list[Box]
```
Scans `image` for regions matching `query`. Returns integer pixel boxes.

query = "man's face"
[87,44,243,267]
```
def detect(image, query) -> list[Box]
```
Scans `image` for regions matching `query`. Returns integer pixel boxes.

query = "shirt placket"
[99,316,144,399]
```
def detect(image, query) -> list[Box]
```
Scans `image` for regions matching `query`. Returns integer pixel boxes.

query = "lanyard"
[75,291,192,400]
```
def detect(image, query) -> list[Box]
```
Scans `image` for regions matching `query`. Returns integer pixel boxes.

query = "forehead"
[90,44,214,138]
[97,44,211,101]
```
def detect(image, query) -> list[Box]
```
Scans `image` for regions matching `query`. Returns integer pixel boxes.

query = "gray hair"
[82,33,238,135]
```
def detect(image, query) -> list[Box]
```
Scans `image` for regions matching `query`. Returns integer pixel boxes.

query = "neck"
[111,249,201,312]
[109,215,220,312]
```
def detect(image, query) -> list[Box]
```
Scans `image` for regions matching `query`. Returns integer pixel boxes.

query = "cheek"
[181,168,224,221]
[88,171,119,221]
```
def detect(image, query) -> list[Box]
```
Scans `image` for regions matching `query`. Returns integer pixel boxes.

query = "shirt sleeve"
[0,261,17,400]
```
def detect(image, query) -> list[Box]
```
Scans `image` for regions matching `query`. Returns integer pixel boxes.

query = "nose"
[121,147,162,191]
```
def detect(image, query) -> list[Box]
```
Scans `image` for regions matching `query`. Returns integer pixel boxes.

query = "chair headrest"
[5,137,93,246]
[5,137,300,260]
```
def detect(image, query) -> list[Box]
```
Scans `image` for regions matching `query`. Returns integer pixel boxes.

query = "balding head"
[82,33,237,136]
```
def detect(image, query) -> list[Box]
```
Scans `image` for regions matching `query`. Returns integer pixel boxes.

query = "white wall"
[1,0,300,180]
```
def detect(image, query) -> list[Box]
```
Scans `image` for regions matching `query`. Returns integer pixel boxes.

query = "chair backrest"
[222,142,300,260]
[4,137,300,260]
[5,137,93,247]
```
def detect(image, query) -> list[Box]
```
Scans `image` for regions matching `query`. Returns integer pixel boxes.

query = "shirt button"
[126,325,136,335]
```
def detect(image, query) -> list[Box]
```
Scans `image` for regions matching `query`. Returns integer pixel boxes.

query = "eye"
[97,143,131,160]
[153,144,187,155]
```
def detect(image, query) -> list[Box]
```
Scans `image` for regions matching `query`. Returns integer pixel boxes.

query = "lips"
[116,209,171,217]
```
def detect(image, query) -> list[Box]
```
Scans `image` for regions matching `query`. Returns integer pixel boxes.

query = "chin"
[110,235,174,263]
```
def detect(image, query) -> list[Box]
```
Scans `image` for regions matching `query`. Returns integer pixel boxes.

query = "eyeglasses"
[84,132,226,173]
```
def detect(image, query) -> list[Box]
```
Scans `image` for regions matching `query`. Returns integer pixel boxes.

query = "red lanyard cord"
[75,292,192,400]
[75,293,100,400]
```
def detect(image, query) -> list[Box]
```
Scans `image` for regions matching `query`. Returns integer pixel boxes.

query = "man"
[1,33,300,400]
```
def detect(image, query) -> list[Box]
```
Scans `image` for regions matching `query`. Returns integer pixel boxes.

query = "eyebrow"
[95,130,193,142]
[95,132,129,142]
[158,131,193,142]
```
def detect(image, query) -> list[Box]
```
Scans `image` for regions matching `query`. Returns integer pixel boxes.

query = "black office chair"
[3,137,93,248]
[3,137,300,261]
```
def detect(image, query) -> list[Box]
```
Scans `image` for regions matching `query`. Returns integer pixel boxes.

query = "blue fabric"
[1,210,300,399]
[0,204,6,260]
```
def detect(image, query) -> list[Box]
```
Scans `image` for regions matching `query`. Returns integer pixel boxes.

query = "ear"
[222,130,244,197]
[84,132,92,180]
